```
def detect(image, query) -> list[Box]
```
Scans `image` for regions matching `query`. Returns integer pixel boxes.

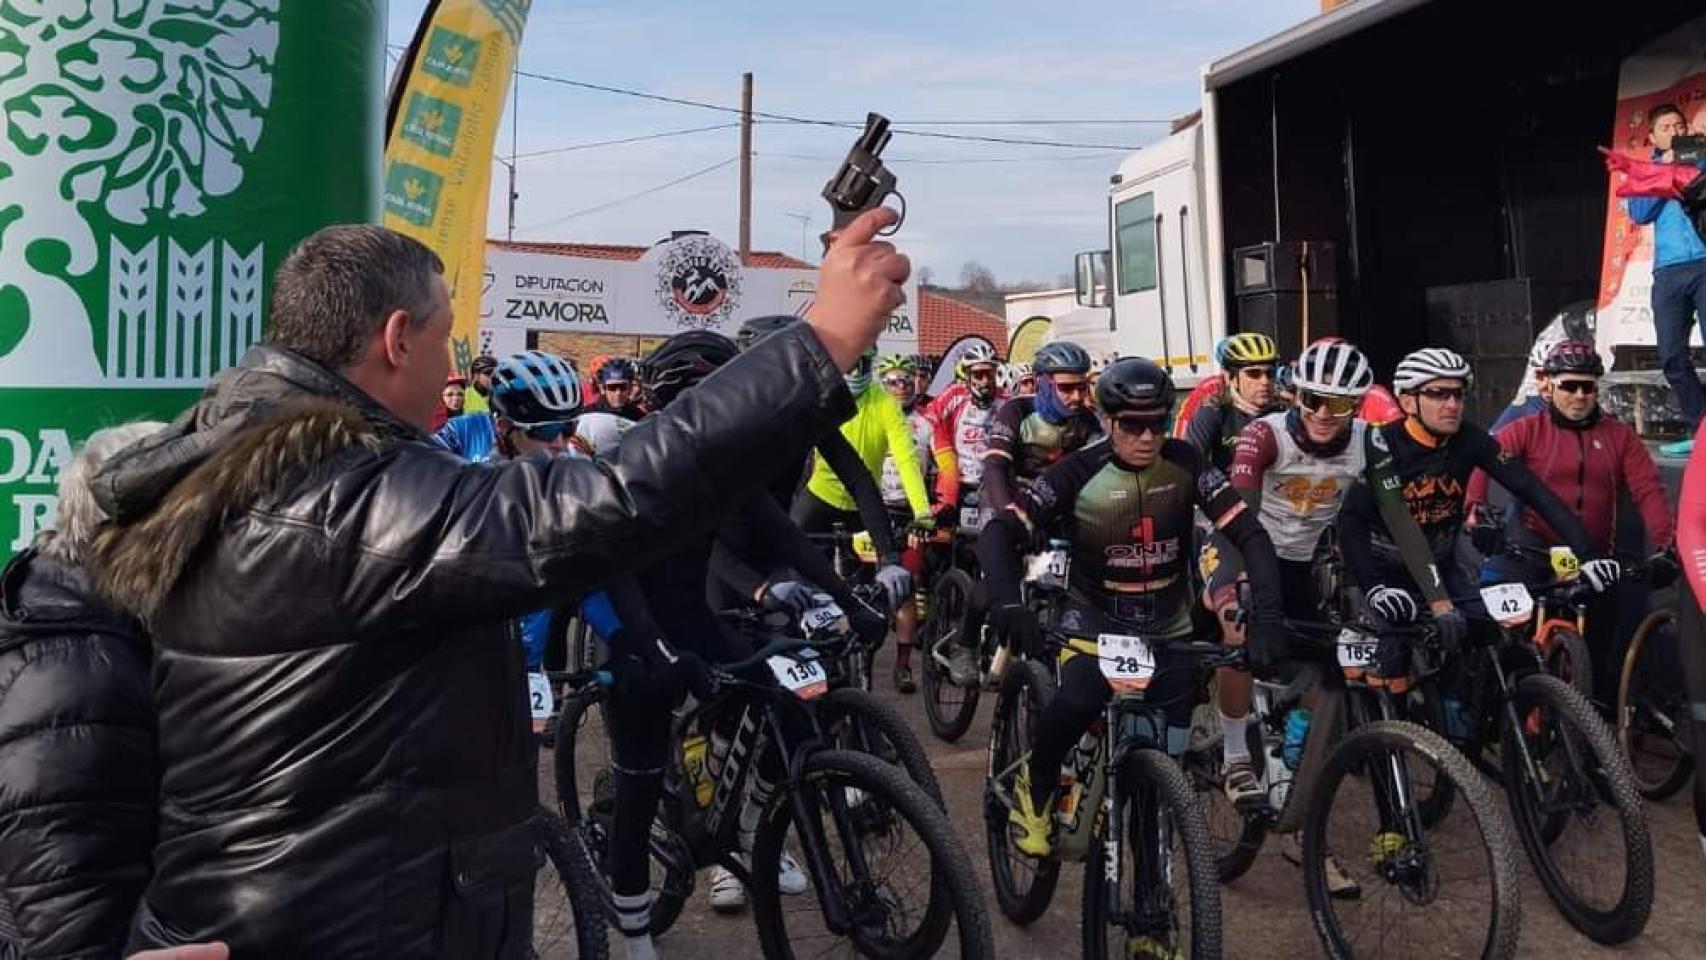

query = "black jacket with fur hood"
[89,324,851,959]
[0,546,154,960]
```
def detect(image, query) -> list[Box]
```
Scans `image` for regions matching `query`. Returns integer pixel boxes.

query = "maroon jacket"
[1467,407,1674,552]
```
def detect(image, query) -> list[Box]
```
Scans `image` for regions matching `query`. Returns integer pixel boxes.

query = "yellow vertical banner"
[383,0,532,374]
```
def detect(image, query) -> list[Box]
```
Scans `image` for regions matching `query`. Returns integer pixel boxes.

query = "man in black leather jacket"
[87,210,909,959]
[0,422,164,960]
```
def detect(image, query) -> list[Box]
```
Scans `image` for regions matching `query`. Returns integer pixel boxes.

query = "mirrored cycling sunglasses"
[1298,390,1358,418]
[881,375,912,389]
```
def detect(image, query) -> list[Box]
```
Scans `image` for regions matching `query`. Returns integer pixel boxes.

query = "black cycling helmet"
[596,357,638,385]
[734,315,799,352]
[1096,357,1175,417]
[642,331,738,407]
[1032,341,1092,376]
[469,354,498,376]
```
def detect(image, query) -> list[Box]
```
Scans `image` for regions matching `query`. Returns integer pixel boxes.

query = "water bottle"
[1282,708,1311,770]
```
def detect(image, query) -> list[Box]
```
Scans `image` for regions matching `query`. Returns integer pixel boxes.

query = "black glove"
[988,603,1040,659]
[1648,548,1681,590]
[1367,585,1419,624]
[611,633,712,701]
[931,501,958,529]
[847,596,889,651]
[1433,607,1468,655]
[1245,621,1285,679]
[1467,504,1505,557]
[1581,558,1622,594]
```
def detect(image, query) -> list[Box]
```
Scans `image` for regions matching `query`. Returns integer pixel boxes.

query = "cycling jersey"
[435,412,499,463]
[1349,418,1595,567]
[982,395,1103,511]
[806,384,930,520]
[1466,404,1675,552]
[882,408,957,510]
[1232,410,1446,603]
[926,382,1003,489]
[1172,378,1226,440]
[1182,395,1273,473]
[1682,419,1706,604]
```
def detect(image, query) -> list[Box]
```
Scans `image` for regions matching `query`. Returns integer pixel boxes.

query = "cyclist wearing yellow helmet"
[1183,333,1282,473]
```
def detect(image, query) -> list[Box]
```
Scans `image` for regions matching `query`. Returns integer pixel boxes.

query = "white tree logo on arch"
[0,1,280,387]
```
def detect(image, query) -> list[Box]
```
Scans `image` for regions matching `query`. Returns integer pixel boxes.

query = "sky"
[386,1,1319,286]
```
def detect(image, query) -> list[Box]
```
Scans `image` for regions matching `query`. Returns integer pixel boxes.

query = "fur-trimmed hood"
[88,347,408,622]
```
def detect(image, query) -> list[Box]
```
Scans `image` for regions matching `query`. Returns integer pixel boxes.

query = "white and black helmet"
[1293,340,1374,398]
[1392,348,1473,393]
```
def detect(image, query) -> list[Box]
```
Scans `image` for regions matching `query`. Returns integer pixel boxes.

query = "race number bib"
[1549,546,1580,581]
[527,672,555,721]
[1336,629,1377,673]
[768,654,829,700]
[1026,548,1069,585]
[1098,634,1156,692]
[800,601,845,636]
[1480,582,1535,627]
[960,506,990,531]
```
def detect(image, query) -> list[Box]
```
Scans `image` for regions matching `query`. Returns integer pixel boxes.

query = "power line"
[514,123,740,160]
[757,149,1127,165]
[520,156,737,232]
[514,68,1144,149]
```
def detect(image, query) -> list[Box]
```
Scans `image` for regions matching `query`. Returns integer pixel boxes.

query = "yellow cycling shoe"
[1126,935,1183,959]
[1369,830,1407,869]
[1009,766,1054,858]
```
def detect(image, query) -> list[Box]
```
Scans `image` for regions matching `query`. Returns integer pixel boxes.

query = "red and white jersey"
[927,383,1003,488]
[1232,412,1371,561]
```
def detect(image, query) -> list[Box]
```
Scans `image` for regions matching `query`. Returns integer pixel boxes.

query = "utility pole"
[508,61,520,240]
[738,71,753,264]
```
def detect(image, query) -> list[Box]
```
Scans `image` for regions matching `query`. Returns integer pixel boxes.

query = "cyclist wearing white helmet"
[1205,341,1451,861]
[925,343,1006,492]
[1490,328,1568,432]
[1338,348,1596,685]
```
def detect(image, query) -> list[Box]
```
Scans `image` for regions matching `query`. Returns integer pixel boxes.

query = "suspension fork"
[1362,688,1425,840]
[1488,645,1587,810]
[1099,700,1125,920]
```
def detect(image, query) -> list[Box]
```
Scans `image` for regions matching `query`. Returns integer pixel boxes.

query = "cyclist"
[793,347,933,611]
[976,357,1286,864]
[1492,330,1567,432]
[982,340,1102,514]
[1675,421,1706,860]
[1337,348,1599,686]
[877,353,959,692]
[1182,332,1283,471]
[1210,340,1457,853]
[927,343,1006,495]
[592,357,648,420]
[1009,361,1037,397]
[738,317,916,610]
[911,353,937,408]
[1467,339,1674,707]
[435,351,581,673]
[600,332,886,941]
[463,353,496,413]
[1086,351,1118,405]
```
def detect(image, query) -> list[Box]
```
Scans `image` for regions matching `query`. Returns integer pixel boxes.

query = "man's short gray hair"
[266,224,446,370]
[42,422,167,564]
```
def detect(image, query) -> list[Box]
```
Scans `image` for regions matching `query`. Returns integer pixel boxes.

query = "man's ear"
[379,310,413,368]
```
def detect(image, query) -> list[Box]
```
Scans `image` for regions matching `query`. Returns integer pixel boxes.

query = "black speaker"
[1233,241,1338,295]
[1236,290,1340,361]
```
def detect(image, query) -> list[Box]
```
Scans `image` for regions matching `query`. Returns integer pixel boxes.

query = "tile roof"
[488,238,812,270]
[919,290,1008,357]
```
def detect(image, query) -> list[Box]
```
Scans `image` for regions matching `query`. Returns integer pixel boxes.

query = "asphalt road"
[546,664,1706,959]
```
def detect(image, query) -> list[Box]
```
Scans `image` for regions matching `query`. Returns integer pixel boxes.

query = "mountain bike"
[1617,605,1695,800]
[531,668,615,960]
[918,490,998,742]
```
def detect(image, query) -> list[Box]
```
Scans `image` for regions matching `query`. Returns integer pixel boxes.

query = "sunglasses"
[1418,386,1465,402]
[601,382,632,391]
[1298,390,1358,418]
[1553,379,1598,395]
[1112,415,1168,436]
[521,422,570,442]
[881,375,912,388]
[1238,367,1274,380]
[966,367,997,381]
[1052,378,1090,397]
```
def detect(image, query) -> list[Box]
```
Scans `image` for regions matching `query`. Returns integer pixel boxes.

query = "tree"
[916,265,935,287]
[0,1,280,385]
[960,261,997,293]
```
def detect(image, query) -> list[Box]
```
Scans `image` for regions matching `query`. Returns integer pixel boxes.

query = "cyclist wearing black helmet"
[978,358,1285,860]
[592,356,647,420]
[982,339,1103,513]
[463,353,497,413]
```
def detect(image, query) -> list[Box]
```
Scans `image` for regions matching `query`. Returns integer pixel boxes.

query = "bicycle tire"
[749,749,995,959]
[1501,673,1653,945]
[551,691,690,938]
[1404,680,1459,828]
[819,686,945,806]
[1617,609,1694,801]
[1191,718,1267,884]
[984,659,1061,924]
[1541,624,1594,702]
[1304,720,1521,960]
[921,569,983,743]
[535,807,612,960]
[1083,747,1223,959]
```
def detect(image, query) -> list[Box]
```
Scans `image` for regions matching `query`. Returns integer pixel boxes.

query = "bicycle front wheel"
[984,658,1061,924]
[533,807,611,960]
[1083,747,1222,960]
[819,686,945,806]
[920,568,983,742]
[1502,673,1653,945]
[1617,609,1694,801]
[750,749,994,959]
[1306,720,1521,960]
